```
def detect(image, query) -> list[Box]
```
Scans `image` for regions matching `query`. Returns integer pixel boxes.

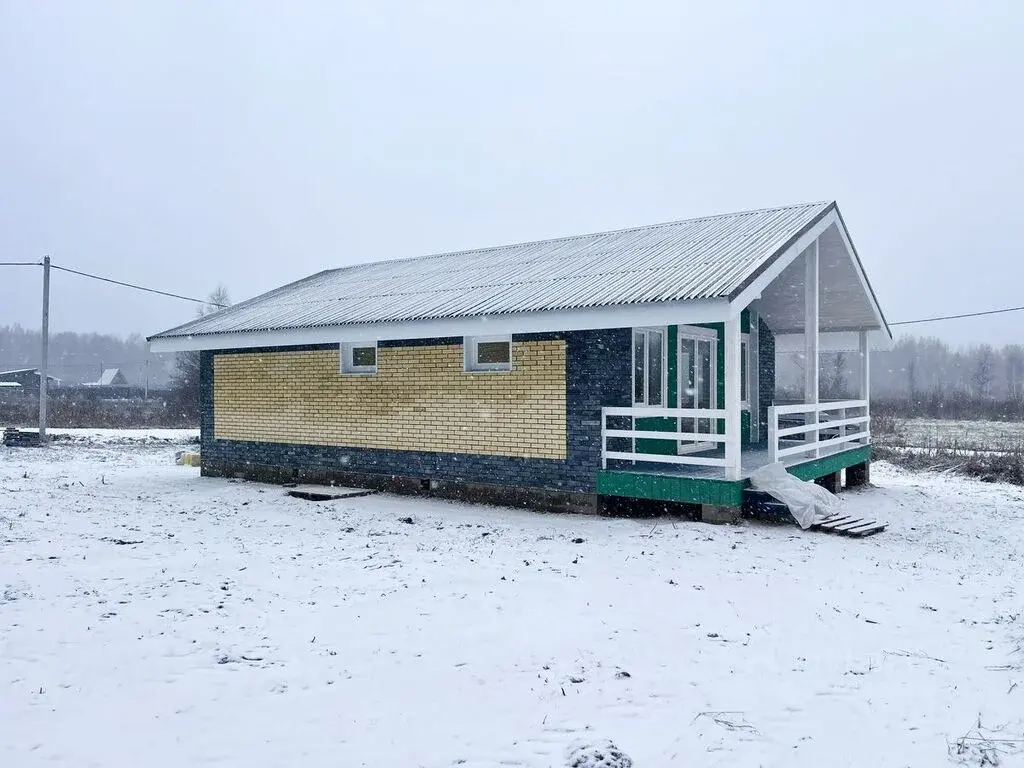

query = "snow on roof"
[151,201,835,339]
[94,368,125,386]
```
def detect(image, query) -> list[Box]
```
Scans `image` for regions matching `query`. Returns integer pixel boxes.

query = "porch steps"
[742,489,887,537]
[811,514,887,537]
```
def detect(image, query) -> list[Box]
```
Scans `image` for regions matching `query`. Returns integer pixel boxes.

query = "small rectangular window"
[464,336,512,372]
[340,342,377,374]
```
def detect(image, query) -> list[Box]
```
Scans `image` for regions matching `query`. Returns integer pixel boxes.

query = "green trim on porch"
[633,313,755,454]
[786,445,871,481]
[597,445,872,507]
[597,470,746,506]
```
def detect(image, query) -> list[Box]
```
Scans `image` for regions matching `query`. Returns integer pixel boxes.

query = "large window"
[464,335,512,372]
[632,327,665,406]
[340,341,378,375]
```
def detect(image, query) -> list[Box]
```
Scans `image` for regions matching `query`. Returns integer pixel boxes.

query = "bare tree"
[1006,344,1024,399]
[169,285,231,422]
[971,344,995,399]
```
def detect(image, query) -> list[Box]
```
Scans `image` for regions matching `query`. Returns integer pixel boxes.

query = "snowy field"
[878,418,1024,452]
[2,433,1022,767]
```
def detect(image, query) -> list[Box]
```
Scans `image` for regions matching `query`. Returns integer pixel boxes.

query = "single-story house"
[149,201,890,518]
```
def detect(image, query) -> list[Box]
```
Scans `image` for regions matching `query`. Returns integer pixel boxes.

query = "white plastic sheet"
[749,462,840,529]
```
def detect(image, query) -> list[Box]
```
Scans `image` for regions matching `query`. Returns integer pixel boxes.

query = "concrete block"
[701,504,741,525]
[846,461,871,488]
[814,471,841,494]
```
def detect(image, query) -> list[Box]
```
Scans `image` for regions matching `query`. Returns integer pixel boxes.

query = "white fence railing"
[601,406,729,469]
[767,399,870,464]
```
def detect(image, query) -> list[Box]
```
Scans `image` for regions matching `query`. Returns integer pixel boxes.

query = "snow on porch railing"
[767,399,870,464]
[601,406,729,469]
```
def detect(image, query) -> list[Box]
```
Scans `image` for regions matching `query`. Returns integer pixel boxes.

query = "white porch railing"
[767,399,870,464]
[601,406,729,469]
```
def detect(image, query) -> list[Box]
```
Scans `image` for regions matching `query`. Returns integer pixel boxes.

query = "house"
[84,368,129,387]
[148,201,890,519]
[0,368,61,397]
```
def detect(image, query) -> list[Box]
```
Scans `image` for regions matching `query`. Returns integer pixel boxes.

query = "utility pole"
[39,255,51,442]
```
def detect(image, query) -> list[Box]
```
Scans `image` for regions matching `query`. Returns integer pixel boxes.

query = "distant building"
[84,368,129,387]
[0,368,61,396]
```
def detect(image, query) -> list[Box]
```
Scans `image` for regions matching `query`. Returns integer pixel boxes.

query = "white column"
[724,315,742,480]
[859,330,871,444]
[858,330,870,401]
[749,306,760,443]
[804,241,819,456]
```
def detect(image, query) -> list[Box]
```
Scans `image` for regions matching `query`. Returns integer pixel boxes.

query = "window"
[340,341,377,374]
[741,336,748,408]
[741,333,753,408]
[464,335,512,372]
[632,327,666,406]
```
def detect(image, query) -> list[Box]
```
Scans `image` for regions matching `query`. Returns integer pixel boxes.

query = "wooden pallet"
[810,514,887,537]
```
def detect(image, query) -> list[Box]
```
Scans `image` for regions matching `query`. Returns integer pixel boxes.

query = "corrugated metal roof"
[152,201,833,339]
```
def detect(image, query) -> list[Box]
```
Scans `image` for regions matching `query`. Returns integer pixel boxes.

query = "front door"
[678,329,718,453]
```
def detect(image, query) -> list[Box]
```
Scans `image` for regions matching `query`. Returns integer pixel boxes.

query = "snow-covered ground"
[879,418,1024,452]
[46,427,199,445]
[1,435,1022,767]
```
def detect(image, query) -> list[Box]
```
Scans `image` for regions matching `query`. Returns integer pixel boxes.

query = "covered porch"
[596,210,888,508]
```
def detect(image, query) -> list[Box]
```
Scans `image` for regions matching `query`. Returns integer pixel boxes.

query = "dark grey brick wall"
[199,330,631,494]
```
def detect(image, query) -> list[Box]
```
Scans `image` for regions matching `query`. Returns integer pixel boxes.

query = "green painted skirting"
[787,445,871,482]
[596,471,746,506]
[597,445,872,507]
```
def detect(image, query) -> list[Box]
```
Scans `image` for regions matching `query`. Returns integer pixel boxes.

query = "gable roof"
[151,201,837,343]
[85,368,128,387]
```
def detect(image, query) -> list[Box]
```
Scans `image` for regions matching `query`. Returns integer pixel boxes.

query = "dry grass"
[873,415,1024,485]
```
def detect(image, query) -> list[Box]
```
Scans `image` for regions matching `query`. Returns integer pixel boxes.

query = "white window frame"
[632,326,667,407]
[464,335,512,372]
[339,341,378,375]
[740,333,751,410]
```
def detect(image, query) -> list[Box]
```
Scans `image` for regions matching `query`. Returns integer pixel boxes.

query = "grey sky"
[1,1,1022,346]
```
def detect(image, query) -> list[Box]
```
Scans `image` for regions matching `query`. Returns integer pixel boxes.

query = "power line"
[7,257,1024,327]
[49,264,227,307]
[890,305,1024,327]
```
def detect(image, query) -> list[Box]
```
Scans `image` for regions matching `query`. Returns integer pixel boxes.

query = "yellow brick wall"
[212,340,567,460]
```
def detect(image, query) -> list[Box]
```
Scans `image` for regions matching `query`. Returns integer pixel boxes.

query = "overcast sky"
[1,1,1022,347]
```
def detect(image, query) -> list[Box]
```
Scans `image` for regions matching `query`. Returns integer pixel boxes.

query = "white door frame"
[677,325,719,454]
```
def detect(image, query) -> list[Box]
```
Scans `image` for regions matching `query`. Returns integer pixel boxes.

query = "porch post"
[725,315,742,481]
[858,330,870,401]
[749,306,760,443]
[804,241,820,457]
[859,329,871,445]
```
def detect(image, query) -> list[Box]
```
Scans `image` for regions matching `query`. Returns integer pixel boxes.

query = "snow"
[1,436,1022,767]
[45,428,199,445]
[881,418,1024,451]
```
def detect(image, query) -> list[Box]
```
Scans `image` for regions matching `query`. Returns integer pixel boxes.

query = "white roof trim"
[149,298,730,353]
[727,208,891,339]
